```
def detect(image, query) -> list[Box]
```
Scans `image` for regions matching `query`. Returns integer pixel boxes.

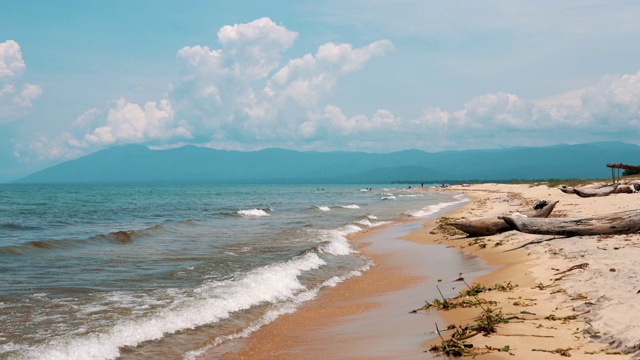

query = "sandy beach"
[418,183,640,359]
[212,182,640,359]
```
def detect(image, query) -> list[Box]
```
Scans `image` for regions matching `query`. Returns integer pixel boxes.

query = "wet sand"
[207,215,491,359]
[206,182,640,359]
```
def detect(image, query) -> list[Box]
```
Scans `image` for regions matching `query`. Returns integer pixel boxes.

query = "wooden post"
[606,163,640,183]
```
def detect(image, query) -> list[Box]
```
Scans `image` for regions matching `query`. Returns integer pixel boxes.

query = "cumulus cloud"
[0,40,43,122]
[16,97,192,161]
[403,71,640,150]
[267,40,394,106]
[169,18,394,145]
[580,72,640,130]
[68,97,191,150]
[20,18,396,159]
[285,69,640,153]
[80,98,190,147]
[0,40,25,79]
[16,17,640,162]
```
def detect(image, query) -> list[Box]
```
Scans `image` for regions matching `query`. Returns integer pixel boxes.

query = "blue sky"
[2,1,640,181]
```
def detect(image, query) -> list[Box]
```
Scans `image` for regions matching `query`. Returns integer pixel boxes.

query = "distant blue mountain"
[13,142,640,184]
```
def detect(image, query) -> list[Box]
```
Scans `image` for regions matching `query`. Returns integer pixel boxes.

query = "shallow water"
[0,183,466,359]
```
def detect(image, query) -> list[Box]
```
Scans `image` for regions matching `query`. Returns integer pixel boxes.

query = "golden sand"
[206,183,640,359]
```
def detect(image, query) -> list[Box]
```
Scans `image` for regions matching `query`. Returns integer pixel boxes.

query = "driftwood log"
[448,217,511,237]
[500,209,640,236]
[449,200,559,237]
[559,183,610,194]
[573,183,619,198]
[559,186,575,194]
[613,185,634,194]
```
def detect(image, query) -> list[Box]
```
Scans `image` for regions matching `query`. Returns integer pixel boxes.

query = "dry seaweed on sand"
[425,280,512,357]
[432,216,468,237]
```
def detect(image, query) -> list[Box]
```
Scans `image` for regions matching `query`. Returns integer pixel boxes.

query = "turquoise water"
[0,183,466,359]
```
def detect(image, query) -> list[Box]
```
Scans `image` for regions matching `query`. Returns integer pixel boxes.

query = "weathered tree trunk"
[573,183,619,198]
[500,209,640,236]
[613,185,634,194]
[527,200,559,218]
[559,186,575,194]
[448,217,511,237]
[448,200,558,237]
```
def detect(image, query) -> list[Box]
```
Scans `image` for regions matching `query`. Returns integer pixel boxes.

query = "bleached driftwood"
[573,183,619,198]
[449,200,559,237]
[559,186,575,194]
[500,209,640,236]
[613,185,634,194]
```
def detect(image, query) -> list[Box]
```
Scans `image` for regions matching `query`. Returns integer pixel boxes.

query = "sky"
[2,1,640,181]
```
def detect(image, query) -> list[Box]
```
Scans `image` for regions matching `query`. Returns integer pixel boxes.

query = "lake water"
[0,183,466,359]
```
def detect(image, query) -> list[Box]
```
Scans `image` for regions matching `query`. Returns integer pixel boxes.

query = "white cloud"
[320,105,399,136]
[79,98,190,147]
[71,108,101,128]
[16,17,640,163]
[580,71,640,130]
[402,71,640,150]
[0,40,42,122]
[17,97,192,161]
[14,83,43,107]
[268,40,394,107]
[177,17,297,82]
[0,40,25,79]
[217,17,299,80]
[170,18,394,145]
[15,132,84,162]
[19,18,395,160]
[290,69,640,152]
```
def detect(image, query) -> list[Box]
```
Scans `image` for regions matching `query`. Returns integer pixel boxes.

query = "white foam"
[183,288,319,360]
[318,224,361,255]
[380,196,396,200]
[237,209,270,217]
[19,253,325,360]
[357,218,390,228]
[405,197,469,218]
[182,260,374,360]
[340,204,360,209]
[316,205,330,212]
[183,260,374,359]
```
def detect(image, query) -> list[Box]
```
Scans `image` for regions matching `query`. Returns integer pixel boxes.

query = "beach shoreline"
[209,207,491,359]
[417,183,640,359]
[211,182,640,359]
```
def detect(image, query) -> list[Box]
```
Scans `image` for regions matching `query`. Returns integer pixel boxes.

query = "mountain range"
[13,142,640,184]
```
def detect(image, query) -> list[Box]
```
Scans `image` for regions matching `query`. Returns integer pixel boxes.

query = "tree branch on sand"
[448,200,559,237]
[500,209,640,236]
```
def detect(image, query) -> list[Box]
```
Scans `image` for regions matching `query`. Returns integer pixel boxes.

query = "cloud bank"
[0,40,42,122]
[14,17,640,162]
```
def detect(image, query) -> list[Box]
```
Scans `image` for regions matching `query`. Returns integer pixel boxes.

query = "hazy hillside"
[14,142,640,184]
